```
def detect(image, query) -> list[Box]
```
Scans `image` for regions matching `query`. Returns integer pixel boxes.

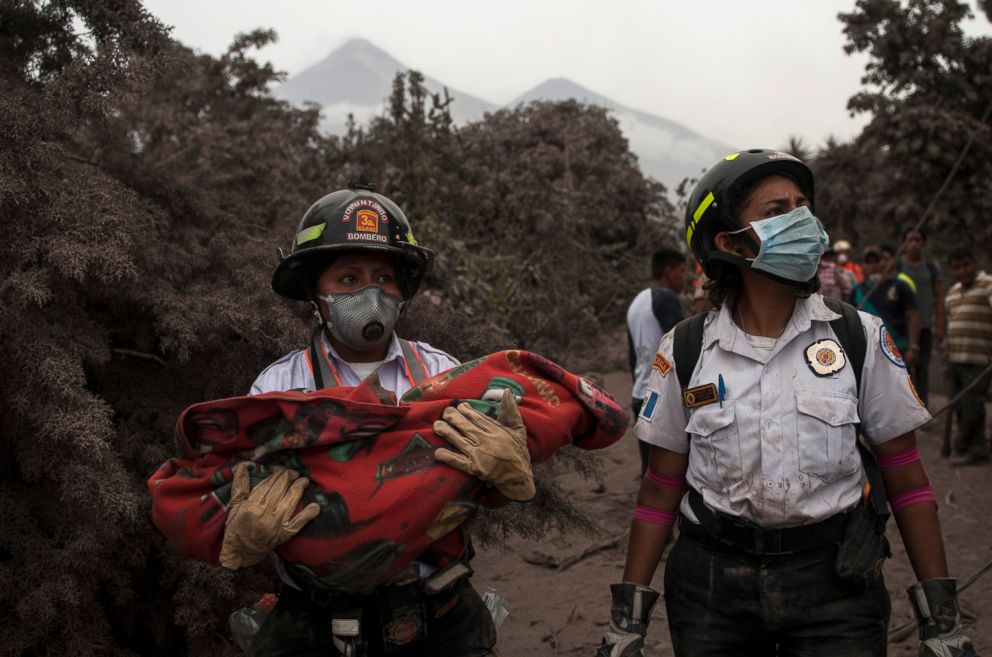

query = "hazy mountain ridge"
[275,38,732,189]
[510,77,731,189]
[275,38,497,134]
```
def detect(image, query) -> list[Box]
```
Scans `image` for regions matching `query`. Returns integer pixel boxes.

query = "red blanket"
[148,350,625,592]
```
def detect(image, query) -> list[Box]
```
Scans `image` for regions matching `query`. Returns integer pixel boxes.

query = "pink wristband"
[634,504,677,526]
[877,446,920,469]
[645,467,686,491]
[888,484,936,513]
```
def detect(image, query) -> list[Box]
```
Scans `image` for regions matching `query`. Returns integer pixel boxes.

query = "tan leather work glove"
[219,464,321,570]
[433,388,536,502]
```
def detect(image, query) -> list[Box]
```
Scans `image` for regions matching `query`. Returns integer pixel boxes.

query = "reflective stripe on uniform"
[306,330,426,389]
[400,339,428,384]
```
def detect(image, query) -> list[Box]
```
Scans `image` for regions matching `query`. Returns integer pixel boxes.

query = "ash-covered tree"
[342,74,675,541]
[1,5,672,655]
[815,0,992,250]
[346,73,674,362]
[0,3,331,655]
[444,100,673,360]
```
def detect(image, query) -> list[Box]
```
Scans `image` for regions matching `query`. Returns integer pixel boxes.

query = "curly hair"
[703,260,744,308]
[702,178,759,308]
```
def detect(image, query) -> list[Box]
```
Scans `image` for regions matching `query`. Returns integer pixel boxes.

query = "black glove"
[596,583,661,657]
[908,578,979,657]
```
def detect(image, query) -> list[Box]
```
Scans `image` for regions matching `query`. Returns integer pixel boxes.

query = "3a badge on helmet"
[271,183,435,302]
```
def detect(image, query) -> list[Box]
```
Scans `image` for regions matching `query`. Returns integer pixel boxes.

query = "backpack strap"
[821,296,889,528]
[308,325,340,390]
[672,312,707,390]
[399,339,428,384]
[822,296,866,394]
[674,300,867,397]
[674,299,889,529]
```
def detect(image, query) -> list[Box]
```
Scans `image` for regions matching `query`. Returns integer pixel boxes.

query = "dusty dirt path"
[474,374,992,656]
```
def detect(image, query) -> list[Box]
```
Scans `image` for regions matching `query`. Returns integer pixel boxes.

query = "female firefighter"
[597,151,976,657]
[223,183,528,657]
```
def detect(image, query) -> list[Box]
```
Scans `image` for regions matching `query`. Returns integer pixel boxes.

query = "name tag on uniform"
[682,383,718,409]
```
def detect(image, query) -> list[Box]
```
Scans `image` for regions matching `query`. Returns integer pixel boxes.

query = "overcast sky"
[142,0,991,149]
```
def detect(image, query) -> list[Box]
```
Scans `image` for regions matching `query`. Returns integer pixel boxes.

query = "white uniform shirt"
[249,331,460,397]
[628,287,682,400]
[635,294,931,528]
[249,331,460,587]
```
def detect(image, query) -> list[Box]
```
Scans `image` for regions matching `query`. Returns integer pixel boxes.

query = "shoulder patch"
[639,391,660,422]
[683,383,718,409]
[879,326,906,368]
[804,339,847,377]
[652,352,673,377]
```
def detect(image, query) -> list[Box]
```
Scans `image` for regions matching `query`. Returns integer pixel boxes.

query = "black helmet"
[272,185,435,301]
[685,149,814,279]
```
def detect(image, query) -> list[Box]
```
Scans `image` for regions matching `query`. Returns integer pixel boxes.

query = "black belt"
[279,579,378,611]
[284,560,474,609]
[682,488,851,556]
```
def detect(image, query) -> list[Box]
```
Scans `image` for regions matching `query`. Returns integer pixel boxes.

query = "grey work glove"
[433,388,536,502]
[596,583,661,657]
[219,464,320,570]
[908,578,979,657]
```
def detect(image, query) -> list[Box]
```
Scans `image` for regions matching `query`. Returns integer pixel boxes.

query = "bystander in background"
[833,239,864,283]
[880,244,919,294]
[817,246,853,300]
[852,245,920,368]
[898,228,945,406]
[626,248,685,475]
[945,247,992,465]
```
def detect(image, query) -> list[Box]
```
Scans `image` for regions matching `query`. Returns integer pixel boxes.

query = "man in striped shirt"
[945,247,992,464]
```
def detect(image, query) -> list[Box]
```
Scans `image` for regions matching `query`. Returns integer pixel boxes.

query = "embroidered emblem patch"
[683,383,718,409]
[652,352,673,377]
[804,339,846,377]
[355,209,379,232]
[879,326,906,368]
[639,390,660,422]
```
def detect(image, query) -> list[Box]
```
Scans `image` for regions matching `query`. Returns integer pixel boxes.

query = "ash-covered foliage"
[813,0,992,251]
[0,2,671,655]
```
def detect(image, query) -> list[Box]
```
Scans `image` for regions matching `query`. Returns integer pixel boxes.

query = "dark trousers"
[249,580,496,657]
[910,329,933,406]
[664,533,890,657]
[631,398,649,476]
[950,362,992,457]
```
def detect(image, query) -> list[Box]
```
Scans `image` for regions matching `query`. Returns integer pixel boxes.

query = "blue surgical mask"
[729,206,829,283]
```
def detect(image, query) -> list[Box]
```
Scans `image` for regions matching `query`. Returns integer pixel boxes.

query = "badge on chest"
[682,383,718,409]
[804,339,846,377]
